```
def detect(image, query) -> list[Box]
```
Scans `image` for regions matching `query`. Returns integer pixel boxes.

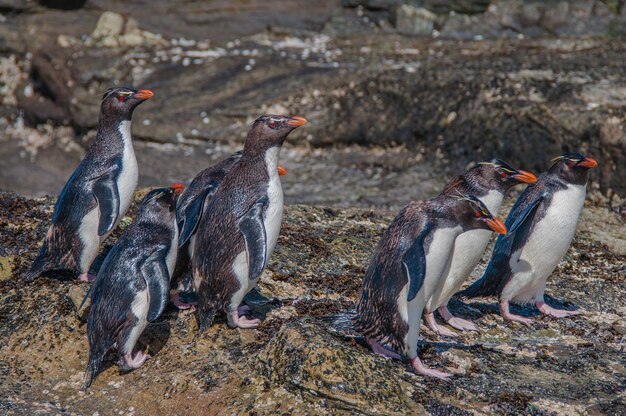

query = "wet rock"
[342,0,404,10]
[393,5,437,35]
[258,319,425,415]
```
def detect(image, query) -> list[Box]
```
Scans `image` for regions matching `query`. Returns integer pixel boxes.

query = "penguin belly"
[114,120,139,228]
[165,225,179,275]
[502,184,586,304]
[78,207,101,272]
[426,228,492,311]
[229,251,250,311]
[421,226,463,304]
[122,288,149,355]
[263,148,284,259]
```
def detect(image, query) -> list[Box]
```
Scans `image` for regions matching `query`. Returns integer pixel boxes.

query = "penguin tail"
[23,256,46,282]
[321,309,360,338]
[459,271,501,299]
[81,351,106,391]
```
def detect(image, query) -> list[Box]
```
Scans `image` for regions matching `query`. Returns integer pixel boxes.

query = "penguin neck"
[242,144,280,174]
[96,115,133,147]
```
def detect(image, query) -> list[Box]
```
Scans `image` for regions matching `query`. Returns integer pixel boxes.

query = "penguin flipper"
[93,173,121,236]
[178,181,218,247]
[506,193,547,255]
[140,247,170,322]
[239,197,268,281]
[402,227,430,302]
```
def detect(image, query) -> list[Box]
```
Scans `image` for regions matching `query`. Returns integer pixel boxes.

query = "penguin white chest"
[504,184,586,303]
[422,226,463,301]
[427,191,504,310]
[165,221,179,279]
[263,147,284,259]
[116,120,139,227]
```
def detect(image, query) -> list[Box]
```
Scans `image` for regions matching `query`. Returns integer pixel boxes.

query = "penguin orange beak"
[512,170,537,184]
[134,89,154,100]
[286,116,307,127]
[171,183,185,195]
[486,218,507,235]
[579,157,598,168]
[277,166,287,176]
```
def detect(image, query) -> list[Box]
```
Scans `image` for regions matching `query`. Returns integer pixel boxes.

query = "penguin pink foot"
[536,301,581,318]
[79,273,97,282]
[411,357,452,380]
[500,300,533,325]
[424,312,459,337]
[122,350,150,369]
[438,305,478,331]
[230,305,260,329]
[171,293,196,310]
[366,337,402,360]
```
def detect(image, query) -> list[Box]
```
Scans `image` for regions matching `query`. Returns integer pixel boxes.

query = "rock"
[439,12,501,39]
[422,0,492,15]
[0,256,13,281]
[90,11,125,40]
[67,284,90,321]
[258,319,425,415]
[394,5,437,35]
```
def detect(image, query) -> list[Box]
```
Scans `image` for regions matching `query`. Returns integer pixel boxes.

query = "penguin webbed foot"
[79,272,97,283]
[228,305,261,329]
[536,301,582,319]
[499,299,534,325]
[424,312,459,338]
[170,292,197,310]
[438,305,479,332]
[118,349,150,371]
[411,356,452,381]
[366,337,402,360]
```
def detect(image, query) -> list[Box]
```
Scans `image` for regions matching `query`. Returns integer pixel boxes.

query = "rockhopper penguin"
[461,153,598,324]
[423,159,537,336]
[82,184,183,390]
[171,152,287,309]
[353,194,506,379]
[25,87,154,282]
[191,115,306,332]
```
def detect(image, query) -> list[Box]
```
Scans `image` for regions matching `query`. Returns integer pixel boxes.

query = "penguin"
[423,159,537,336]
[191,114,307,332]
[25,87,154,282]
[82,184,183,390]
[171,152,287,309]
[461,153,598,324]
[352,194,507,379]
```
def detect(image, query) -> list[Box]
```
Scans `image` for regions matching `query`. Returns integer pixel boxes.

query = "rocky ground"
[0,190,624,415]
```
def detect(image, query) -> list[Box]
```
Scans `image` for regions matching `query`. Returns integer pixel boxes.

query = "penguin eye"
[268,122,277,129]
[474,212,482,218]
[500,172,507,178]
[118,95,126,102]
[566,161,574,168]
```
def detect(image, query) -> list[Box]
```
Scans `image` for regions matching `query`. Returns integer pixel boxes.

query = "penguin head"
[550,153,598,184]
[476,159,538,190]
[453,194,507,234]
[100,87,154,119]
[244,115,307,151]
[138,185,184,219]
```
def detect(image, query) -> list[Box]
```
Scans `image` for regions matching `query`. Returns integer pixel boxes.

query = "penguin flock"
[24,87,598,388]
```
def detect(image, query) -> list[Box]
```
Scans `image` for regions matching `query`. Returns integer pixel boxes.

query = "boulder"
[394,5,437,35]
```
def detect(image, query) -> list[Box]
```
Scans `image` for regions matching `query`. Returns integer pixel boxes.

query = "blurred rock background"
[0,0,624,207]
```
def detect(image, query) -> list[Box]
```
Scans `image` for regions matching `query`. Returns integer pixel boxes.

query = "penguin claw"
[446,317,479,332]
[424,312,459,338]
[79,273,96,283]
[237,316,261,329]
[121,350,150,370]
[500,300,533,325]
[536,301,582,318]
[411,357,452,381]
